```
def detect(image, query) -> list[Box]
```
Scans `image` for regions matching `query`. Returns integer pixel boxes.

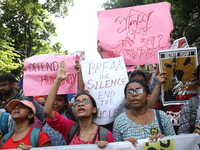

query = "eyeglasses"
[73,99,91,107]
[126,88,145,95]
[0,83,11,88]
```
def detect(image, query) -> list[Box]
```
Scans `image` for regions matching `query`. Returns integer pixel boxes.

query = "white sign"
[8,134,200,150]
[81,57,128,125]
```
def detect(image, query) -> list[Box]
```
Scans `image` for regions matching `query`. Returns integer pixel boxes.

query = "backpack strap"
[68,123,79,145]
[98,126,108,141]
[155,110,164,135]
[189,96,199,132]
[0,112,10,135]
[1,130,14,146]
[1,128,40,147]
[65,108,77,122]
[30,128,40,147]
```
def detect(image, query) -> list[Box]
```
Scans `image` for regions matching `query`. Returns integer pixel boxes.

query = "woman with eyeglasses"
[113,79,175,147]
[44,61,114,148]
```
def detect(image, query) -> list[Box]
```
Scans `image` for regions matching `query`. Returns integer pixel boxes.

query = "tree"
[0,27,20,74]
[0,0,72,76]
[102,0,200,49]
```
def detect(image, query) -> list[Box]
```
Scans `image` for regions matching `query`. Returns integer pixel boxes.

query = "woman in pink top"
[44,61,114,148]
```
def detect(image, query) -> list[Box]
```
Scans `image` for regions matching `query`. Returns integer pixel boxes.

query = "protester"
[44,61,114,148]
[178,64,200,134]
[42,94,76,146]
[0,111,15,140]
[128,70,147,83]
[34,95,46,106]
[1,100,50,149]
[113,79,175,146]
[25,60,81,146]
[0,73,26,113]
[128,69,167,109]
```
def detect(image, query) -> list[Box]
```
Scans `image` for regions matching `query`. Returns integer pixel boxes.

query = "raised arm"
[147,72,167,108]
[74,59,84,91]
[44,61,69,120]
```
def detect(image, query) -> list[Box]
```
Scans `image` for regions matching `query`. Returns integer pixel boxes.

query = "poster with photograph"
[158,47,198,105]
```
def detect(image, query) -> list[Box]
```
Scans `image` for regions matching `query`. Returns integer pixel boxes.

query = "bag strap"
[0,112,10,135]
[30,128,40,147]
[1,130,14,146]
[68,123,79,145]
[98,126,108,141]
[189,96,199,132]
[65,108,77,122]
[155,110,164,135]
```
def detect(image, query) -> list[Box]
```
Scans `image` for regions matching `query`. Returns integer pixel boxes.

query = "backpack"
[65,108,77,122]
[188,95,199,133]
[67,123,108,145]
[0,112,10,136]
[1,128,40,147]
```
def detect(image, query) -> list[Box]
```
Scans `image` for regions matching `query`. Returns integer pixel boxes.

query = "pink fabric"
[30,116,43,129]
[46,111,75,144]
[70,127,114,145]
[46,111,114,145]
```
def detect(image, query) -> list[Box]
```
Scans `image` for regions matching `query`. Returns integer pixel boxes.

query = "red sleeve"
[107,131,114,142]
[38,131,50,147]
[46,111,75,143]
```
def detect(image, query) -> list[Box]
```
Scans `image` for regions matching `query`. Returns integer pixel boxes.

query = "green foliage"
[0,27,20,74]
[0,0,73,76]
[43,0,74,18]
[102,0,144,10]
[102,0,200,49]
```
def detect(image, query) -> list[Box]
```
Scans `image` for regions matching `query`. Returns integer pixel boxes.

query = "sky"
[51,0,107,60]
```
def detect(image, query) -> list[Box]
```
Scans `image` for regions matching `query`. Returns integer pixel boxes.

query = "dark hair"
[124,79,150,96]
[28,108,35,124]
[146,72,153,81]
[74,92,98,118]
[0,73,16,83]
[58,94,69,110]
[129,70,147,83]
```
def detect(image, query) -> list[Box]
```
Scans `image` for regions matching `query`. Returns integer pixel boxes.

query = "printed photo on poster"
[158,47,198,105]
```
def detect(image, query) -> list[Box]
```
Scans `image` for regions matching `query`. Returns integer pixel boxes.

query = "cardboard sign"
[97,2,173,65]
[23,54,78,96]
[158,47,198,105]
[81,57,128,125]
[170,37,189,49]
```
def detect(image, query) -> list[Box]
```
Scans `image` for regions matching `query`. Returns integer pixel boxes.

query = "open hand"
[56,61,69,81]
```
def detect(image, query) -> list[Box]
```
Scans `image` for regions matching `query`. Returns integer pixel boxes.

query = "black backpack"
[65,108,76,122]
[67,123,108,145]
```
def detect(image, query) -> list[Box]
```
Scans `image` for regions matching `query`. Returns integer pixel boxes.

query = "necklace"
[80,129,93,137]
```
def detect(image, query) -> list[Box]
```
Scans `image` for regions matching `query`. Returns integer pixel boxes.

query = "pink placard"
[97,2,174,65]
[23,54,78,96]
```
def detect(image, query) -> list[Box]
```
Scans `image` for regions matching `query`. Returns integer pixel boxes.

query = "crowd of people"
[0,57,200,150]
